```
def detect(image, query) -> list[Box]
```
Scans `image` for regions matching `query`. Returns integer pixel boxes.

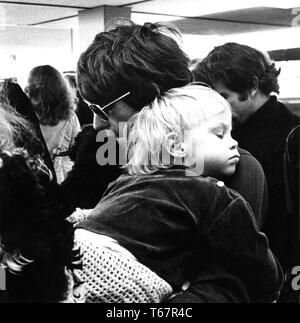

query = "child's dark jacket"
[78,169,283,303]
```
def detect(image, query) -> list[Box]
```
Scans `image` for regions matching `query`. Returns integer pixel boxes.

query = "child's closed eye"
[209,123,228,139]
[213,129,224,139]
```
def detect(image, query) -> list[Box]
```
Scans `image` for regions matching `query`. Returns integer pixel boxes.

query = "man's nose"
[93,114,110,131]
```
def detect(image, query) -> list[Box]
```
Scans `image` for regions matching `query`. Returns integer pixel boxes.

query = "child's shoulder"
[116,170,230,194]
[186,175,236,196]
[166,169,227,187]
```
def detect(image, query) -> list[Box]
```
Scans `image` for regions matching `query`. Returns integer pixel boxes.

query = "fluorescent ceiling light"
[259,0,300,9]
[131,13,182,24]
[200,0,300,15]
[133,0,300,18]
[221,26,300,51]
[208,0,300,11]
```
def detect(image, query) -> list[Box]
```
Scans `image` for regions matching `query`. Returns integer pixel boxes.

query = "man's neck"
[252,93,270,114]
[235,92,271,128]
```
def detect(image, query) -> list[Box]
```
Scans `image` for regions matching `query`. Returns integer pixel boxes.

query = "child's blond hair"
[125,84,231,175]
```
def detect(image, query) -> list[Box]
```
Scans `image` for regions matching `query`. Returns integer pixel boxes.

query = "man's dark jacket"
[232,95,300,272]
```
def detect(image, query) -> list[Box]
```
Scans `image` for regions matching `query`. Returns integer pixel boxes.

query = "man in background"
[193,43,300,285]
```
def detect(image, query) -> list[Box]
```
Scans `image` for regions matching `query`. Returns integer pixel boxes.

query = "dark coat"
[0,150,76,303]
[232,95,300,271]
[224,148,268,228]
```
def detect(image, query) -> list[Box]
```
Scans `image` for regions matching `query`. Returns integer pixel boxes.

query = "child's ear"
[166,132,185,158]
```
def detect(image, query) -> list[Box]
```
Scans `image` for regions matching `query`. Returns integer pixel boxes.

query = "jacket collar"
[233,95,280,134]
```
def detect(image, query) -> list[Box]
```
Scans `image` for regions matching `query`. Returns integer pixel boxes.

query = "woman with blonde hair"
[26,65,81,183]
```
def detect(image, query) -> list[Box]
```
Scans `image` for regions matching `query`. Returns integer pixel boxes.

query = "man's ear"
[249,76,259,98]
[166,132,185,158]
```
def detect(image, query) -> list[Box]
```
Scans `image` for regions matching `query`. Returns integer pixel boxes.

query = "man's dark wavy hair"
[26,65,74,126]
[77,19,192,111]
[193,42,281,97]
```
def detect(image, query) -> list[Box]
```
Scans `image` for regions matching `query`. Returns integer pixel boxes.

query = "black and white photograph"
[0,0,299,308]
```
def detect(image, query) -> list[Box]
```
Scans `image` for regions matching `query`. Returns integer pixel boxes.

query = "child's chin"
[223,165,237,177]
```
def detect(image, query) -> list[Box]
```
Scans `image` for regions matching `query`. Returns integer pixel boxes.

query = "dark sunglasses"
[84,92,131,122]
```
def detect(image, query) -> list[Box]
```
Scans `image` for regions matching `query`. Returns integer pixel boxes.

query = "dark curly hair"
[0,83,46,156]
[193,42,281,97]
[77,19,192,111]
[0,103,39,154]
[0,150,81,303]
[26,65,74,126]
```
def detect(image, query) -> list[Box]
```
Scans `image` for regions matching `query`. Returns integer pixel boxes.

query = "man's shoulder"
[238,147,254,158]
[277,99,300,124]
[237,148,264,174]
[112,171,231,197]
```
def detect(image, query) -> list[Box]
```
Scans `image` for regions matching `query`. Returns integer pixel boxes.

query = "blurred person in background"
[0,105,85,303]
[64,72,93,127]
[26,65,81,184]
[0,80,54,176]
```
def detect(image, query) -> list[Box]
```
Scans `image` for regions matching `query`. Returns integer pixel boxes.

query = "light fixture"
[132,0,300,17]
[259,0,300,9]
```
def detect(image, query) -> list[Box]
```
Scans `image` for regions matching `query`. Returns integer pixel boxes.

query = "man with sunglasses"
[61,20,273,303]
[61,20,192,210]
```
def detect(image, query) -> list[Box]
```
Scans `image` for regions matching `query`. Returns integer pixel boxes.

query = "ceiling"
[0,0,300,35]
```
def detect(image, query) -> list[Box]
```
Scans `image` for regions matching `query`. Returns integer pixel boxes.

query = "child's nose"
[230,137,238,150]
